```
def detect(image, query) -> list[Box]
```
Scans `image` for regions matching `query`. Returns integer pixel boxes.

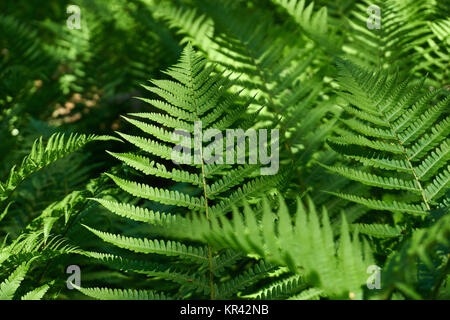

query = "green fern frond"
[82,251,211,295]
[1,231,82,270]
[89,198,179,225]
[0,133,117,209]
[175,195,374,298]
[105,174,205,210]
[351,223,403,239]
[325,59,449,215]
[84,44,282,300]
[346,0,449,84]
[0,262,29,300]
[20,283,51,300]
[272,0,338,52]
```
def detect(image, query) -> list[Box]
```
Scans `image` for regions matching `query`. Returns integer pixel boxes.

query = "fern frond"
[326,59,449,215]
[0,262,29,300]
[84,45,286,299]
[82,251,211,295]
[105,174,204,209]
[175,195,374,298]
[272,0,337,52]
[382,211,450,299]
[20,283,51,300]
[89,198,178,225]
[346,0,449,84]
[0,133,117,207]
[106,152,201,185]
[325,192,428,216]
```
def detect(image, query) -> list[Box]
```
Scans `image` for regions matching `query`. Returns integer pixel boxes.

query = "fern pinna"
[81,45,282,300]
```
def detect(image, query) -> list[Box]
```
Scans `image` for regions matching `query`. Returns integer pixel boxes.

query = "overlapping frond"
[346,0,449,85]
[0,262,29,300]
[325,59,449,217]
[272,0,339,52]
[0,133,116,203]
[0,133,116,225]
[382,211,450,299]
[175,195,374,298]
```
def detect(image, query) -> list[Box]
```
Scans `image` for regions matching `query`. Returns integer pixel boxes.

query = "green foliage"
[0,0,448,301]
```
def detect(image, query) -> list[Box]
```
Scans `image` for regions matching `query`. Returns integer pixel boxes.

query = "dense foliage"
[0,0,448,300]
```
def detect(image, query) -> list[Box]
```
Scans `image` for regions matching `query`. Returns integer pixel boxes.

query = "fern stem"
[403,153,431,211]
[384,125,431,211]
[199,147,215,299]
[189,53,215,300]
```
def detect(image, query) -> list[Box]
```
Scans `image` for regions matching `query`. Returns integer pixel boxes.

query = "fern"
[82,45,281,299]
[0,133,117,219]
[0,247,53,301]
[324,59,449,219]
[0,262,30,300]
[154,1,348,211]
[1,0,448,302]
